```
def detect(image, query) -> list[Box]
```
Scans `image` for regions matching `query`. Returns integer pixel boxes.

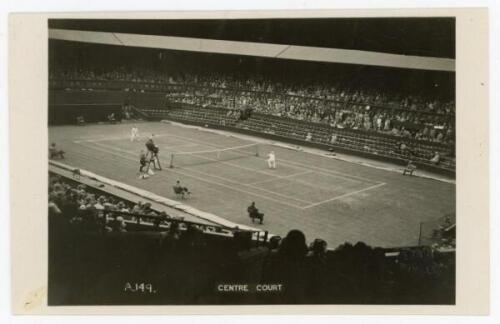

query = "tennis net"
[168,143,259,168]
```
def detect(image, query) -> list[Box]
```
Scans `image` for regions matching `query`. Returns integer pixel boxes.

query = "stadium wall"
[48,90,167,125]
[49,103,122,125]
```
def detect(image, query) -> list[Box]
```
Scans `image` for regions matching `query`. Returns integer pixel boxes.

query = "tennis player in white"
[130,126,139,142]
[267,151,276,169]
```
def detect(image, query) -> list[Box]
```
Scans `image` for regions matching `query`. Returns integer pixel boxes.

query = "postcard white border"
[7,7,490,316]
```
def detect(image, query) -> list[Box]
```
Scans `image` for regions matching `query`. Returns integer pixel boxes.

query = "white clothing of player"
[267,151,276,169]
[130,126,139,141]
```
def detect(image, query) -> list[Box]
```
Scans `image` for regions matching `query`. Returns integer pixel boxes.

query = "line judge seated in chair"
[107,112,116,124]
[247,201,264,224]
[49,143,65,159]
[76,115,86,126]
[403,160,417,176]
[173,180,191,199]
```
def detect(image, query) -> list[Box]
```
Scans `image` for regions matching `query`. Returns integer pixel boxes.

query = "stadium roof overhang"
[49,28,455,72]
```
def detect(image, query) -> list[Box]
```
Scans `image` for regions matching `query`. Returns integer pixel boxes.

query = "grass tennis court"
[49,121,455,248]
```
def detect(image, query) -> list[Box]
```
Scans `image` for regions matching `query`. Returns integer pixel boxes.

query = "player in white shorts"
[130,126,139,142]
[267,151,276,169]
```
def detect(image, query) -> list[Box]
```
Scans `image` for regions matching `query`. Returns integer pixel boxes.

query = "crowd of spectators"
[49,172,455,304]
[168,87,454,144]
[50,66,455,145]
[236,229,454,304]
[48,173,238,248]
[49,174,174,233]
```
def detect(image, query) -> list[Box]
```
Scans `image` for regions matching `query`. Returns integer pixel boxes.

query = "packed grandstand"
[48,19,456,305]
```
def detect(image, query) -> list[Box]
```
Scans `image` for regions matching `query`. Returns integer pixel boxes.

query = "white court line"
[275,158,379,184]
[81,141,306,210]
[86,143,140,156]
[250,171,362,193]
[74,136,128,144]
[167,133,379,184]
[164,143,199,150]
[303,182,387,209]
[73,133,179,144]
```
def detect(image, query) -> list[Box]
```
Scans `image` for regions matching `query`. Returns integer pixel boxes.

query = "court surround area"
[50,121,455,248]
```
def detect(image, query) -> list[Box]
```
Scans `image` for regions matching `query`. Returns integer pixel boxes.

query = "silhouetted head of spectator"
[309,238,328,256]
[351,241,374,259]
[143,202,152,212]
[353,241,371,250]
[268,235,282,250]
[186,223,201,236]
[278,229,308,260]
[170,221,179,232]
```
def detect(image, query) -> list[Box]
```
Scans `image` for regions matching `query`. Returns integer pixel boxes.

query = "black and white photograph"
[45,17,460,306]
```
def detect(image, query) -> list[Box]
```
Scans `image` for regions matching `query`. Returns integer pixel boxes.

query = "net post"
[255,144,259,157]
